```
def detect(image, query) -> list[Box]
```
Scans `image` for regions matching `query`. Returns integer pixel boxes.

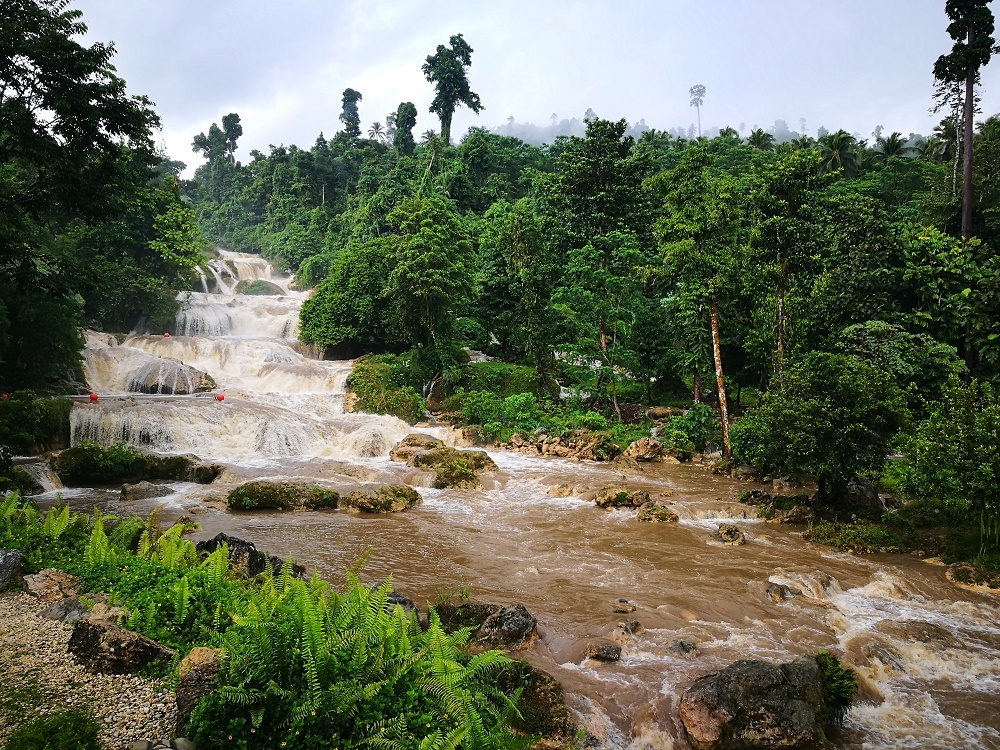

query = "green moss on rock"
[226,482,340,511]
[407,448,498,489]
[51,443,198,486]
[344,485,422,513]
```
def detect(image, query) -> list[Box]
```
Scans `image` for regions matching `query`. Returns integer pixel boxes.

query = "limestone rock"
[23,568,79,603]
[875,620,964,651]
[497,662,574,742]
[68,619,175,674]
[636,502,679,523]
[436,602,501,632]
[407,447,498,489]
[766,583,794,603]
[176,647,221,731]
[195,533,296,578]
[389,433,445,463]
[121,480,174,502]
[679,658,826,750]
[226,481,339,511]
[611,598,637,614]
[668,639,700,657]
[88,600,128,624]
[387,592,419,617]
[621,437,663,462]
[595,487,650,509]
[475,603,538,650]
[189,463,222,484]
[0,548,22,591]
[717,524,746,546]
[344,484,422,512]
[39,595,91,624]
[586,641,622,662]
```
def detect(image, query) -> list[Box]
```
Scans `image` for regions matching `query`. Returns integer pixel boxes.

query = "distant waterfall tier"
[83,346,215,395]
[175,293,300,339]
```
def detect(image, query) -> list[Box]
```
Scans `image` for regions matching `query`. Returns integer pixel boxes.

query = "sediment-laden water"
[37,250,1000,749]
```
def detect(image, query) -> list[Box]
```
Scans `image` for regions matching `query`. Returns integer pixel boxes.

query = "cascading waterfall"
[58,247,1000,750]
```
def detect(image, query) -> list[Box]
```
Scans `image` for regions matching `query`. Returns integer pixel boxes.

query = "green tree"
[654,147,741,455]
[392,101,419,155]
[818,130,861,176]
[339,88,363,139]
[933,0,997,239]
[388,197,474,346]
[747,129,775,151]
[422,34,483,145]
[731,352,909,497]
[689,84,706,139]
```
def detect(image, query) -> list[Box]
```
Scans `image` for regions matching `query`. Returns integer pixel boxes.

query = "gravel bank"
[0,591,177,748]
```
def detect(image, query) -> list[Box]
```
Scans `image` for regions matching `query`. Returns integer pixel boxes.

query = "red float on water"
[215,394,225,402]
[163,332,171,337]
[0,393,7,400]
[89,393,99,402]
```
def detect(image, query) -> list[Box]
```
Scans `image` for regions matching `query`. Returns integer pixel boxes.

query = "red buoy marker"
[89,393,99,402]
[163,332,171,338]
[0,393,8,400]
[215,393,225,402]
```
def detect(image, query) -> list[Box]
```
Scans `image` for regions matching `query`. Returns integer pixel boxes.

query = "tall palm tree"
[875,131,912,160]
[818,130,859,176]
[916,136,947,162]
[689,84,706,138]
[367,121,385,142]
[746,129,775,151]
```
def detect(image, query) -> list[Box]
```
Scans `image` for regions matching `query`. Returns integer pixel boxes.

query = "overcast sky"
[76,0,1000,175]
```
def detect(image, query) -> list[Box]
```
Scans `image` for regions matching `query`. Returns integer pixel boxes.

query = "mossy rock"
[344,485,422,513]
[226,481,339,511]
[435,602,500,632]
[0,467,43,495]
[234,279,284,295]
[51,444,197,486]
[636,503,679,523]
[595,487,650,508]
[408,447,498,490]
[497,661,574,741]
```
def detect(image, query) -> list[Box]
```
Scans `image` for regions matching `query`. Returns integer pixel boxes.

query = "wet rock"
[636,502,679,523]
[68,619,175,674]
[226,481,339,511]
[176,647,220,731]
[611,598,637,614]
[621,437,663,462]
[389,433,446,462]
[875,620,965,651]
[121,480,174,503]
[860,640,906,672]
[946,561,1000,590]
[475,604,538,650]
[387,592,419,617]
[595,487,650,509]
[39,595,91,624]
[766,583,794,603]
[668,639,700,657]
[344,484,422,512]
[436,602,501,631]
[128,360,215,395]
[739,490,814,524]
[586,641,622,662]
[234,279,284,295]
[51,446,199,486]
[716,524,746,546]
[407,447,498,490]
[619,619,644,635]
[546,483,576,498]
[188,463,222,484]
[0,548,22,591]
[23,568,79,603]
[679,657,826,750]
[497,662,574,742]
[195,533,293,578]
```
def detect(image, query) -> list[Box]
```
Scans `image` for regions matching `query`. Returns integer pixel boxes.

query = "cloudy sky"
[77,0,1000,174]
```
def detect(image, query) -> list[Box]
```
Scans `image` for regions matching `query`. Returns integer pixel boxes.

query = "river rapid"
[33,250,1000,749]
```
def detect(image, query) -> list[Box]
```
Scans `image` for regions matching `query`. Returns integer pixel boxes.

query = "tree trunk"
[710,296,731,458]
[693,372,701,404]
[440,109,453,145]
[962,23,976,240]
[775,256,788,377]
[696,105,702,139]
[533,345,560,402]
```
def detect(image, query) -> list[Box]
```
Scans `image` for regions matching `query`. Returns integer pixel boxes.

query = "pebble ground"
[0,591,177,749]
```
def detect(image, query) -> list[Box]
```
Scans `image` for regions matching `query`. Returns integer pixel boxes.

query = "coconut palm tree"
[746,129,775,151]
[916,137,948,162]
[875,131,912,161]
[367,121,386,142]
[818,130,859,176]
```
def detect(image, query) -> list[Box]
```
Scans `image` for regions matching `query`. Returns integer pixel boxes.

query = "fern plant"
[42,502,70,540]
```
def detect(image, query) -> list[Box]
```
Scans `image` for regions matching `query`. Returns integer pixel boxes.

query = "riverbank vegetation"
[0,492,534,749]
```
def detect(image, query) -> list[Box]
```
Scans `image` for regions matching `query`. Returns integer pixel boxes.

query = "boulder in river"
[23,568,79,603]
[435,602,501,631]
[51,445,200,486]
[0,549,22,591]
[586,640,622,662]
[120,480,174,503]
[621,437,663,462]
[595,487,651,509]
[679,657,826,750]
[226,481,339,511]
[497,661,575,742]
[344,485,422,512]
[68,619,175,674]
[407,447,498,489]
[389,433,446,462]
[475,603,538,650]
[636,502,679,523]
[717,524,747,545]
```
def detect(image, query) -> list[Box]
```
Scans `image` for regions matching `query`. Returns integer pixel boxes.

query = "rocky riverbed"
[0,591,176,747]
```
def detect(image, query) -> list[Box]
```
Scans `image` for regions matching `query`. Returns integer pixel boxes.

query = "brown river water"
[28,251,1000,749]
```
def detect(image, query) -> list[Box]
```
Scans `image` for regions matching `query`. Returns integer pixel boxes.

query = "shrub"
[804,520,907,554]
[4,708,102,750]
[50,441,145,484]
[666,403,718,453]
[347,359,426,424]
